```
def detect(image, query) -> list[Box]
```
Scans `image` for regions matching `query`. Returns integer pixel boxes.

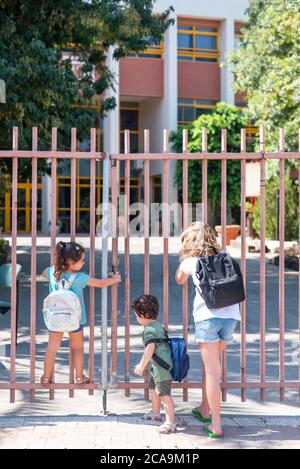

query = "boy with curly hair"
[132,294,176,434]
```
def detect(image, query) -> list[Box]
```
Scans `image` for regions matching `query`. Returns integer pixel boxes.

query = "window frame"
[120,101,140,153]
[178,99,218,125]
[127,40,164,59]
[177,23,220,62]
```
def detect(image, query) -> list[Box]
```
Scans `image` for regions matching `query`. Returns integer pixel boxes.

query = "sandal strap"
[204,426,223,439]
[158,423,176,433]
[76,375,89,384]
[40,376,51,384]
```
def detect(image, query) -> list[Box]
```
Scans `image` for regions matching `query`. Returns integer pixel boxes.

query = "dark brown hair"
[53,241,85,280]
[131,295,159,320]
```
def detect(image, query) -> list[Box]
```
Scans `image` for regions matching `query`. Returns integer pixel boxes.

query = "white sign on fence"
[246,162,260,197]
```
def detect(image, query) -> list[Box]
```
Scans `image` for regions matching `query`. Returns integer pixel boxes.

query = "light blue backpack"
[42,268,82,332]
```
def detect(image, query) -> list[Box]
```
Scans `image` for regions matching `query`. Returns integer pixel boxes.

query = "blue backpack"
[145,329,190,383]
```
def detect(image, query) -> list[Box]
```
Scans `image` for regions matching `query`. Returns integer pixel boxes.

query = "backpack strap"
[49,266,58,290]
[59,272,77,290]
[151,353,172,371]
[49,266,77,290]
[145,337,168,346]
[67,273,77,286]
[144,336,172,372]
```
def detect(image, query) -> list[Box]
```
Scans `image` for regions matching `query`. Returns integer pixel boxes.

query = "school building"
[2,0,254,234]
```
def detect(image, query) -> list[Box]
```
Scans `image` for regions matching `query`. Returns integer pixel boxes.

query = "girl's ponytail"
[53,241,85,280]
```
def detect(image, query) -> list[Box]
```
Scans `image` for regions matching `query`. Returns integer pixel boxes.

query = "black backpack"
[195,247,245,309]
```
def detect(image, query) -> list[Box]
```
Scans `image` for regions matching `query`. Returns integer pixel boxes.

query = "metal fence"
[0,126,299,410]
[0,127,105,404]
[110,127,300,403]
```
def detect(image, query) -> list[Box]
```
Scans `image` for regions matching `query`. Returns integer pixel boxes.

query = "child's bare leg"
[69,330,85,380]
[161,396,175,425]
[43,332,63,379]
[150,389,161,415]
[199,342,222,435]
[199,363,210,419]
[198,343,226,418]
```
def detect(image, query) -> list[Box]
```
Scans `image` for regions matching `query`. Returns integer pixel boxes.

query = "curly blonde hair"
[180,222,221,260]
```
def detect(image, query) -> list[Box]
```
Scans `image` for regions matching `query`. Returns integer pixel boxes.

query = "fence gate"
[1,126,300,412]
[0,127,110,408]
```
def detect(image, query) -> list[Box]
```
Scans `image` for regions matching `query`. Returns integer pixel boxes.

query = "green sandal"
[192,407,212,424]
[204,426,223,439]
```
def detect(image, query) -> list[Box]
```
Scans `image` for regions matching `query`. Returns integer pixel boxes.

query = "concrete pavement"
[0,236,299,449]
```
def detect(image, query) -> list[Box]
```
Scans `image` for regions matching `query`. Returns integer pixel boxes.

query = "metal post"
[101,152,109,414]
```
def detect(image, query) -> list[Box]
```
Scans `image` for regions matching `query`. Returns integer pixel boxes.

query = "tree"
[253,174,298,241]
[229,0,300,152]
[0,0,174,176]
[170,102,247,224]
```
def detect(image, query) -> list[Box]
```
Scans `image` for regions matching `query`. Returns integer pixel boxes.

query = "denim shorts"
[195,318,238,344]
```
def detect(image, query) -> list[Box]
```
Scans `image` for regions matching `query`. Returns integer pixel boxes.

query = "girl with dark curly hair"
[41,241,121,386]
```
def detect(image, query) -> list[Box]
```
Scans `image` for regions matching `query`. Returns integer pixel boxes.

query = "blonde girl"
[176,222,240,438]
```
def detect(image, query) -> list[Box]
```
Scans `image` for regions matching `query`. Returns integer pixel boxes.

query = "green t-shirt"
[142,321,173,383]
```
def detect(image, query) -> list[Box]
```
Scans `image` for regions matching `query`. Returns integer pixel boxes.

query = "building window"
[246,125,259,147]
[178,99,217,125]
[235,103,258,148]
[235,102,248,114]
[234,24,244,49]
[152,176,162,204]
[178,23,219,62]
[120,101,140,153]
[55,98,104,234]
[71,100,103,152]
[1,178,43,233]
[128,38,163,59]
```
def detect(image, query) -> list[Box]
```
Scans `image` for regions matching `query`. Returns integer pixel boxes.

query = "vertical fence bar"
[144,130,150,294]
[70,128,77,241]
[240,129,247,402]
[279,128,285,401]
[163,130,169,331]
[89,129,96,395]
[221,129,227,401]
[202,129,208,225]
[50,129,58,258]
[124,130,131,397]
[182,129,189,402]
[10,127,18,403]
[298,130,300,401]
[259,127,266,401]
[201,129,208,403]
[69,128,77,397]
[50,128,57,400]
[110,156,119,387]
[144,129,150,400]
[29,128,38,402]
[101,143,110,413]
